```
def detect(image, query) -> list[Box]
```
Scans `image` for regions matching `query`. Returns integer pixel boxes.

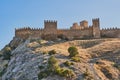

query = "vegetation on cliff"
[0,38,120,80]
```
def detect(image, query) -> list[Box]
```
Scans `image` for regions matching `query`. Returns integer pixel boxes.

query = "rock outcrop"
[0,38,120,80]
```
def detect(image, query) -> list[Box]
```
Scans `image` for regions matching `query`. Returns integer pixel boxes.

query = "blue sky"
[0,0,120,49]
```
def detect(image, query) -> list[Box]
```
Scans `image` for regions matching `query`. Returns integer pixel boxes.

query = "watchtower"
[70,23,80,29]
[80,20,88,28]
[43,20,58,40]
[92,18,101,38]
[92,18,100,27]
[44,20,57,30]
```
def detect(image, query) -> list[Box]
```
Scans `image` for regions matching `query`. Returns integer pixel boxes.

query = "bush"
[55,67,63,75]
[55,67,75,78]
[38,56,76,79]
[0,70,3,77]
[3,46,11,60]
[37,40,42,44]
[0,72,2,77]
[64,61,74,66]
[83,68,93,79]
[83,70,89,77]
[48,50,57,55]
[0,54,2,57]
[38,71,48,80]
[71,57,80,62]
[39,65,44,69]
[30,39,36,43]
[47,56,59,72]
[113,63,120,70]
[0,68,5,77]
[62,68,75,78]
[38,56,59,79]
[43,51,48,55]
[68,46,79,57]
[48,56,58,65]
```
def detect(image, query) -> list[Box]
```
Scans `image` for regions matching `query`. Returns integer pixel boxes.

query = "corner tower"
[80,20,88,28]
[92,18,101,38]
[43,20,58,40]
[44,20,57,30]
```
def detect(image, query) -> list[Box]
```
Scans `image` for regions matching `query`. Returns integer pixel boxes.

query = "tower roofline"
[44,20,57,23]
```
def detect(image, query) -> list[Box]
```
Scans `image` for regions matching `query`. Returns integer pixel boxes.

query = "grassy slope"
[28,38,120,80]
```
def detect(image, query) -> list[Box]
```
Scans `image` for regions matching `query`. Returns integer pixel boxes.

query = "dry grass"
[87,39,120,58]
[27,38,120,79]
[94,60,120,80]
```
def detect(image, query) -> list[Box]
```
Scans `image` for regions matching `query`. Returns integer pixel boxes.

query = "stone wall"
[15,27,94,40]
[15,18,120,40]
[58,27,93,39]
[101,28,120,38]
[15,27,31,39]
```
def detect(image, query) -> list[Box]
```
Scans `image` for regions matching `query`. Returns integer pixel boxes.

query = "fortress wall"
[30,29,44,39]
[101,28,120,38]
[57,29,70,35]
[15,28,31,39]
[57,27,93,39]
[42,29,57,40]
[15,28,45,39]
[71,28,93,39]
[14,19,120,40]
[44,28,57,35]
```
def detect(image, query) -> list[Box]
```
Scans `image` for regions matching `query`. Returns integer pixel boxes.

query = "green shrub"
[83,68,93,79]
[37,40,42,44]
[48,50,57,55]
[55,67,75,78]
[38,71,48,80]
[113,63,120,70]
[30,39,36,43]
[0,54,2,57]
[83,71,89,77]
[48,56,58,65]
[38,56,59,79]
[68,46,79,57]
[38,56,75,79]
[47,56,59,72]
[3,46,11,60]
[39,65,44,69]
[4,64,8,68]
[55,67,63,75]
[0,69,5,77]
[71,57,80,62]
[0,71,3,77]
[0,51,2,57]
[64,61,74,66]
[43,51,48,55]
[62,68,75,78]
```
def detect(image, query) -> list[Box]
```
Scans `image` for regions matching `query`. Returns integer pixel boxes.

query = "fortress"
[15,18,120,40]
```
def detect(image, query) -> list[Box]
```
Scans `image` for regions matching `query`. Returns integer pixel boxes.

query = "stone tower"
[92,18,101,38]
[44,20,57,30]
[43,20,57,40]
[80,20,88,28]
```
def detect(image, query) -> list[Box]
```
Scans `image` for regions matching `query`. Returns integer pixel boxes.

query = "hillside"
[0,38,120,80]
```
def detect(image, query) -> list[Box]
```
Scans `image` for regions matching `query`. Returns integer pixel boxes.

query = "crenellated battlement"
[44,20,57,23]
[31,28,43,30]
[101,27,120,38]
[102,27,120,30]
[15,27,44,31]
[15,27,31,31]
[44,20,57,30]
[92,18,99,21]
[15,18,120,40]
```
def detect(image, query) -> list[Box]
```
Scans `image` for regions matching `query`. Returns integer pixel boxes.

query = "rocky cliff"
[0,38,120,80]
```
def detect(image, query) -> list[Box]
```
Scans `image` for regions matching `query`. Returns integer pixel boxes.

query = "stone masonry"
[15,18,120,40]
